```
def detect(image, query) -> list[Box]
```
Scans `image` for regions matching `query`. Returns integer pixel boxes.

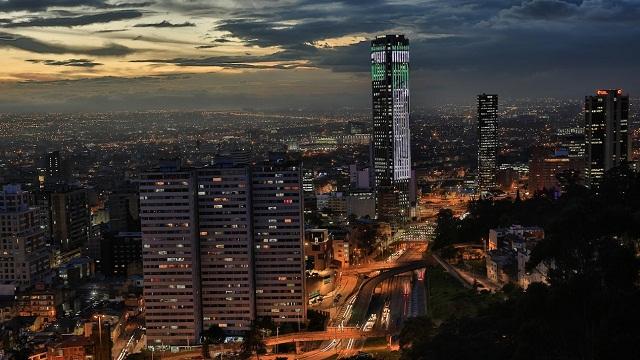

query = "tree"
[432,208,458,249]
[403,165,640,359]
[240,324,266,360]
[201,325,225,359]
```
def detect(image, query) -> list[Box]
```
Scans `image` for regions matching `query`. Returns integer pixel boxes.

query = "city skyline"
[1,3,640,360]
[0,0,638,112]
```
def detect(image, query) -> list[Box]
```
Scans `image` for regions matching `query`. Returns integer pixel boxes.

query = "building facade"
[585,89,630,189]
[140,158,306,346]
[252,160,306,327]
[50,187,90,257]
[197,165,254,332]
[371,34,411,225]
[0,185,50,289]
[477,94,498,193]
[139,162,201,348]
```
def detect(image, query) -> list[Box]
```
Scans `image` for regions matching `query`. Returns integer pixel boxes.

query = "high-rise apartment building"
[0,185,50,289]
[371,34,411,224]
[139,157,305,347]
[585,89,630,188]
[197,164,254,332]
[477,94,499,193]
[139,161,201,348]
[252,160,306,326]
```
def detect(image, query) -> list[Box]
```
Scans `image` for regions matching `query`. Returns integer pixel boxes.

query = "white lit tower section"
[139,161,201,348]
[371,34,411,225]
[477,94,498,194]
[585,89,630,189]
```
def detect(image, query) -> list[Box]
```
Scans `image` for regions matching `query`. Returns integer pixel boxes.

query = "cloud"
[0,31,135,55]
[3,10,143,28]
[1,0,640,110]
[134,20,195,27]
[497,0,579,21]
[0,0,106,12]
[27,58,103,67]
[0,0,153,12]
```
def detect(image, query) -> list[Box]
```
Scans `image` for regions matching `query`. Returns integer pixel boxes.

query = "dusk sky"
[0,0,638,112]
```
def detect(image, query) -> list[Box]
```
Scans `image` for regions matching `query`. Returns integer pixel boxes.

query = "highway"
[263,244,430,359]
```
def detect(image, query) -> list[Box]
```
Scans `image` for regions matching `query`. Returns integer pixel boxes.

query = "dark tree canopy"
[405,165,640,360]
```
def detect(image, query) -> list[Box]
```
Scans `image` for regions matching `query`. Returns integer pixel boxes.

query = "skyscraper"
[252,158,306,326]
[139,160,201,348]
[198,164,254,332]
[140,156,305,347]
[585,89,630,189]
[477,94,498,193]
[371,34,411,224]
[46,151,61,183]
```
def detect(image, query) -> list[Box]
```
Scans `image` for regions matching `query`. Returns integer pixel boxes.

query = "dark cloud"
[0,31,135,55]
[498,0,579,20]
[27,58,102,67]
[2,10,143,28]
[2,0,640,109]
[134,20,195,27]
[93,28,128,33]
[0,0,106,12]
[0,0,153,12]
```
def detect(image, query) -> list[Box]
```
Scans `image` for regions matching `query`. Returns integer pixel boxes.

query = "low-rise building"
[304,229,331,271]
[486,225,549,288]
[331,239,350,268]
[17,290,56,322]
[488,225,544,251]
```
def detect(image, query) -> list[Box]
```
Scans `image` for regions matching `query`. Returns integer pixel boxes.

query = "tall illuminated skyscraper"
[585,89,630,189]
[477,94,498,193]
[371,34,411,224]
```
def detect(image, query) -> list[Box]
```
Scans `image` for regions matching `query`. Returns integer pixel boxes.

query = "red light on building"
[617,89,623,95]
[597,90,609,96]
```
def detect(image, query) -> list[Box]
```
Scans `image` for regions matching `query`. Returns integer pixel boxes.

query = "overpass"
[342,259,426,275]
[264,328,386,355]
[264,327,385,346]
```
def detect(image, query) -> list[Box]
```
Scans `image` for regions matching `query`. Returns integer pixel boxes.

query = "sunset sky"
[0,0,638,111]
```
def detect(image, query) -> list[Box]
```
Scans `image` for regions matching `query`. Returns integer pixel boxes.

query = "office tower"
[477,94,499,193]
[50,187,90,259]
[139,160,201,348]
[302,169,314,194]
[46,151,61,181]
[107,182,140,233]
[371,34,411,224]
[197,164,254,332]
[0,185,50,289]
[585,89,630,188]
[252,158,306,326]
[529,147,579,193]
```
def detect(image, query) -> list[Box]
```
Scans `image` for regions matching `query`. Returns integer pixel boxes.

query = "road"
[431,253,498,291]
